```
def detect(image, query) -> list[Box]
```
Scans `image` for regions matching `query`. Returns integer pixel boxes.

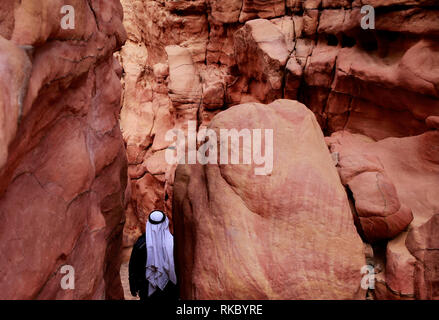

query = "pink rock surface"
[327,132,414,242]
[173,100,365,299]
[0,0,127,299]
[234,19,290,103]
[2,0,439,301]
[406,214,439,300]
[327,122,439,299]
[118,0,439,221]
[117,1,439,300]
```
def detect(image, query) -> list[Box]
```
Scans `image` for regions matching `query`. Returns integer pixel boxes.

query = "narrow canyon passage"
[0,0,438,300]
[117,0,439,300]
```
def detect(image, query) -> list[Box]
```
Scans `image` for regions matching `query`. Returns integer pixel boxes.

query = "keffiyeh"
[145,210,177,296]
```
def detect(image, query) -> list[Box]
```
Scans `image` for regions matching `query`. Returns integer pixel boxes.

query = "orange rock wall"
[0,0,128,299]
[118,0,438,248]
[117,0,439,300]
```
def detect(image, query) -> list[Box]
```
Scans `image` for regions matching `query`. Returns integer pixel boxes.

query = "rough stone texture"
[327,120,439,299]
[327,132,414,243]
[119,1,439,253]
[118,0,439,300]
[406,214,439,300]
[0,0,128,299]
[233,19,290,103]
[173,100,365,300]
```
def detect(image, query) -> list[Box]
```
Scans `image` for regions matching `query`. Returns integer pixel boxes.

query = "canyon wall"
[0,0,127,299]
[119,0,439,299]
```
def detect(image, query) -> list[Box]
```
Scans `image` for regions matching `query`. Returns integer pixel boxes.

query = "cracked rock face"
[118,0,438,299]
[0,0,127,299]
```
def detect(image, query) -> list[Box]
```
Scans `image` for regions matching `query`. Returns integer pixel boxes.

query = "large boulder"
[173,99,365,299]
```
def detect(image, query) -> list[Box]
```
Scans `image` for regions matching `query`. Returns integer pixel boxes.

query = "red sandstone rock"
[426,116,439,130]
[239,0,286,23]
[173,99,365,300]
[117,1,439,301]
[2,0,437,302]
[234,19,290,103]
[327,132,414,242]
[166,45,202,109]
[406,214,439,300]
[327,122,439,299]
[0,37,31,170]
[0,0,127,299]
[209,0,242,24]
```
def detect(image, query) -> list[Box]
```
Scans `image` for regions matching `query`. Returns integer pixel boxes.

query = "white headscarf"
[145,210,177,296]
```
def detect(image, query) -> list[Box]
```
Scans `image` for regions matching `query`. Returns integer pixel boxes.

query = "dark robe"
[128,233,179,301]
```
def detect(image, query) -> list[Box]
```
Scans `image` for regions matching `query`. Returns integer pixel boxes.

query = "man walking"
[128,210,178,301]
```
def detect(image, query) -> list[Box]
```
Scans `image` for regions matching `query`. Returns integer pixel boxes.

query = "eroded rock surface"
[173,100,365,299]
[118,0,439,252]
[0,0,127,299]
[117,0,439,300]
[406,214,439,300]
[327,120,439,299]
